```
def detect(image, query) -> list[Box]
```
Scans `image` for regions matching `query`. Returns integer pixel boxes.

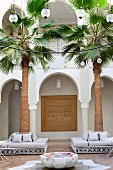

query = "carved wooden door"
[41,95,77,131]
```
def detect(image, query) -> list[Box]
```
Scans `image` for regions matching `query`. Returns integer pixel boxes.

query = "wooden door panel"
[41,95,77,131]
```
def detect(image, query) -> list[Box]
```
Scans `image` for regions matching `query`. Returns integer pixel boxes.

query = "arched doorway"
[89,77,113,135]
[36,73,82,139]
[9,81,21,135]
[0,80,21,139]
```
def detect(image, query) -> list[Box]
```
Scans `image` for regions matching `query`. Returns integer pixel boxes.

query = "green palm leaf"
[27,0,50,17]
[40,21,55,28]
[69,0,108,10]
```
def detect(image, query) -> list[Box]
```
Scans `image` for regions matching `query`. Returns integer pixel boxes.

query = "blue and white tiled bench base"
[71,144,113,153]
[0,147,47,155]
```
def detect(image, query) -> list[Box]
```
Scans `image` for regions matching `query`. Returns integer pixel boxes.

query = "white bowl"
[40,152,78,169]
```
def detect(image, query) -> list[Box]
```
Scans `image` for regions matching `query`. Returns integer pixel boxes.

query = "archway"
[36,73,82,139]
[0,80,21,139]
[8,80,21,135]
[89,77,113,135]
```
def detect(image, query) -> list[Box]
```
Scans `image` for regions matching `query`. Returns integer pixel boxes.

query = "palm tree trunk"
[20,58,29,132]
[93,61,103,131]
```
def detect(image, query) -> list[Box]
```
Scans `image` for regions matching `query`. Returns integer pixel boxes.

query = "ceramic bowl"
[40,152,78,169]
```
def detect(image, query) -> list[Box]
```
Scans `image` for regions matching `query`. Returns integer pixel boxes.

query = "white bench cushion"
[71,137,88,147]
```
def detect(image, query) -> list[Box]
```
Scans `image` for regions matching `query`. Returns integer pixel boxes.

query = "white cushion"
[88,132,99,141]
[12,134,22,143]
[88,140,113,146]
[99,131,110,141]
[23,134,32,142]
[102,137,113,142]
[32,133,38,141]
[83,132,89,141]
[71,137,88,147]
[9,132,19,141]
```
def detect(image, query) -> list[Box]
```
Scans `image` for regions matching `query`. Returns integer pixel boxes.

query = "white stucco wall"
[0,62,113,139]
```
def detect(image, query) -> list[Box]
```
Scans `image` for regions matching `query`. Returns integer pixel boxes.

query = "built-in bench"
[71,131,113,153]
[0,132,48,155]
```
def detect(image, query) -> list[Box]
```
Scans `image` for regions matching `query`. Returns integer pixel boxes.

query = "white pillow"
[32,133,38,141]
[99,131,110,141]
[12,134,22,143]
[23,134,32,142]
[83,132,89,141]
[9,132,19,141]
[89,132,99,141]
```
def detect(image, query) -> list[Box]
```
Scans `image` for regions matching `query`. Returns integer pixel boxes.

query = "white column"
[81,102,89,133]
[29,104,37,134]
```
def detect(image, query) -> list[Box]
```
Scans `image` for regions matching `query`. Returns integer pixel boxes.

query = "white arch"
[0,71,22,103]
[39,72,78,92]
[35,69,80,102]
[89,70,113,101]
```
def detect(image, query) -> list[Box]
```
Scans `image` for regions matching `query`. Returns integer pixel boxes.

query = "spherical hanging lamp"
[97,58,102,64]
[106,14,113,22]
[80,61,85,67]
[29,61,34,67]
[41,8,50,19]
[76,8,86,19]
[108,0,113,5]
[9,13,18,23]
[12,59,17,64]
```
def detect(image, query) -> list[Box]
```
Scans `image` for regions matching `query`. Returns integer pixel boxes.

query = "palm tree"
[55,0,113,131]
[0,0,59,132]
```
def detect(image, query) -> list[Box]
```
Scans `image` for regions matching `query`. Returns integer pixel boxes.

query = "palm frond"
[41,29,63,41]
[69,0,108,10]
[33,45,54,70]
[90,10,106,25]
[100,46,113,65]
[32,37,48,46]
[27,0,50,18]
[63,26,89,42]
[84,47,100,60]
[21,17,34,28]
[62,43,80,57]
[73,53,88,67]
[40,21,55,29]
[0,54,15,74]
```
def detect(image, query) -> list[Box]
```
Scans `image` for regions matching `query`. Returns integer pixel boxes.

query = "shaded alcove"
[89,77,113,136]
[0,80,21,139]
[8,81,21,135]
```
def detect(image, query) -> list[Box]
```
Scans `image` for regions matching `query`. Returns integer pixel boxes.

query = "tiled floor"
[0,140,113,170]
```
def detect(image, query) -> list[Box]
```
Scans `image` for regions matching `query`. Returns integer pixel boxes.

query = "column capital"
[81,102,89,109]
[29,104,37,110]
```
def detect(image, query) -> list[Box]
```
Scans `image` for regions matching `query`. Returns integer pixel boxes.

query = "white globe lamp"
[12,59,17,64]
[80,61,85,67]
[9,13,18,23]
[97,58,102,64]
[76,8,86,19]
[108,0,113,5]
[41,8,50,19]
[106,14,113,22]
